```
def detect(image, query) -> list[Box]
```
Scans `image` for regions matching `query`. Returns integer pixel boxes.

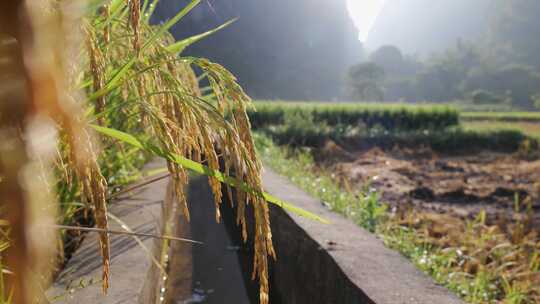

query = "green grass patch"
[461,112,540,122]
[463,121,540,140]
[254,133,386,232]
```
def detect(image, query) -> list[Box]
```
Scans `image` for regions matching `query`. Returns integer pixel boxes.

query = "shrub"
[470,89,505,105]
[534,95,540,110]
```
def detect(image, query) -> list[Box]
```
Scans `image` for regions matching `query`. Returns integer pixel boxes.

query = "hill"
[152,0,362,100]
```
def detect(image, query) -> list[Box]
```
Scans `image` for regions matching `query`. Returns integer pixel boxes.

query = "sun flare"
[347,0,386,42]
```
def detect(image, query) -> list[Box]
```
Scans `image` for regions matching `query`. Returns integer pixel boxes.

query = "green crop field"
[250,101,459,131]
[461,111,540,122]
[463,121,540,139]
[461,111,540,139]
[248,101,537,152]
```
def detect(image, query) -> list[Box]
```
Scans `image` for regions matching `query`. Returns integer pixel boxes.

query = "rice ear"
[99,3,110,44]
[66,122,112,292]
[129,0,141,53]
[87,28,106,125]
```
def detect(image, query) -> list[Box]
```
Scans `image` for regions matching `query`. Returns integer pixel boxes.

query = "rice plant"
[249,101,459,130]
[0,1,322,303]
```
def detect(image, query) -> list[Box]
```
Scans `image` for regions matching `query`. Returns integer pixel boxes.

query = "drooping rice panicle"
[1,1,282,303]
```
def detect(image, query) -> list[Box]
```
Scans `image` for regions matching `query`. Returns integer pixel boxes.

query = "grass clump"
[383,209,540,303]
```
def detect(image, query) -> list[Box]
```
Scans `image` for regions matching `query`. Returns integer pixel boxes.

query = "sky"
[347,0,386,42]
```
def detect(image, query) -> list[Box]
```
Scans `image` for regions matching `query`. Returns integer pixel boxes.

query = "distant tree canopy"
[470,90,505,105]
[464,64,540,108]
[347,1,540,109]
[488,0,540,70]
[347,62,385,101]
[369,46,403,73]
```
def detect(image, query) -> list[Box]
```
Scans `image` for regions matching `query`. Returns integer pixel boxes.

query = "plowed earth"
[317,140,540,224]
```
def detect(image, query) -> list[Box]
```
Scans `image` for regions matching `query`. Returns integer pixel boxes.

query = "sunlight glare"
[347,0,386,42]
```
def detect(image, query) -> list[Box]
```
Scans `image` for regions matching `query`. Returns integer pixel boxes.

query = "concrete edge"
[47,160,170,304]
[259,167,463,304]
[46,161,463,304]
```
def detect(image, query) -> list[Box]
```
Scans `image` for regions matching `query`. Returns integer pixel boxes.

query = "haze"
[347,0,386,42]
[348,0,491,54]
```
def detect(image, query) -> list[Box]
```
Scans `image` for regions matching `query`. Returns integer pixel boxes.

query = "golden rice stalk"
[0,35,36,302]
[151,65,193,221]
[129,0,141,53]
[159,95,191,220]
[87,28,106,125]
[28,0,112,295]
[136,73,150,127]
[65,125,111,292]
[190,58,275,302]
[0,0,73,302]
[99,2,110,44]
[150,51,275,303]
[197,124,223,221]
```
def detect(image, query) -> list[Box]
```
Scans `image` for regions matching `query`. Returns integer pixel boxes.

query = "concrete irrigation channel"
[47,160,462,303]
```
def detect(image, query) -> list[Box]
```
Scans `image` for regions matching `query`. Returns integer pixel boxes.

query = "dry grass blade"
[107,173,171,200]
[51,225,203,244]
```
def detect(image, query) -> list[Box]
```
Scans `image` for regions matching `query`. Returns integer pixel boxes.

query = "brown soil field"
[316,140,540,225]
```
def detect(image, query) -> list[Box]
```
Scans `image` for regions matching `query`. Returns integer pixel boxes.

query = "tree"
[470,90,505,105]
[370,45,404,73]
[410,41,485,102]
[488,1,540,70]
[347,62,385,101]
[463,64,540,108]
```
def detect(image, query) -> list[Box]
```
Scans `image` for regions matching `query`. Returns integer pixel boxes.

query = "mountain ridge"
[152,0,362,100]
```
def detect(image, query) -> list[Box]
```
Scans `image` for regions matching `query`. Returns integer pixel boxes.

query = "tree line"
[348,0,540,109]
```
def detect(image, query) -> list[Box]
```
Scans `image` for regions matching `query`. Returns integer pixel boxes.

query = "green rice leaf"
[166,18,237,54]
[109,0,125,16]
[142,0,200,51]
[92,125,330,224]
